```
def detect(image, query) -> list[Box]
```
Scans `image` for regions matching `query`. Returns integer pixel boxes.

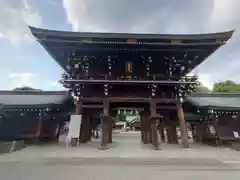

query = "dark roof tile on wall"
[188,93,240,109]
[0,91,69,106]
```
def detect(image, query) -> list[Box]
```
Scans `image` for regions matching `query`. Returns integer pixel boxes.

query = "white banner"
[68,115,82,139]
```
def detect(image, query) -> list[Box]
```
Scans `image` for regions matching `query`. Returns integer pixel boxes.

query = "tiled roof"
[29,26,234,41]
[0,91,69,106]
[188,93,240,109]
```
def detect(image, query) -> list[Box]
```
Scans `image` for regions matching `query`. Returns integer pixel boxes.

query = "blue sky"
[0,0,240,90]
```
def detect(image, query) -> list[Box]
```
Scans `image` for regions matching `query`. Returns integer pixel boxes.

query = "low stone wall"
[0,140,26,154]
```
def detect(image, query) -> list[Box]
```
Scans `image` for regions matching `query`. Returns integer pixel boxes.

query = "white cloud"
[4,72,65,91]
[8,72,37,88]
[62,0,240,89]
[62,0,239,34]
[209,0,240,37]
[0,0,43,45]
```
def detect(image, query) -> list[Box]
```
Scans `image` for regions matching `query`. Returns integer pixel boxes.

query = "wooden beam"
[65,79,197,85]
[157,106,177,110]
[82,105,103,108]
[79,97,177,103]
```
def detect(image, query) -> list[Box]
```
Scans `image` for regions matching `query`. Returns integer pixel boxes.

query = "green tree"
[213,80,240,93]
[13,86,42,91]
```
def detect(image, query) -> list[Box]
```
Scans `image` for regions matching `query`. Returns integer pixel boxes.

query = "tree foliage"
[212,80,240,93]
[13,86,42,91]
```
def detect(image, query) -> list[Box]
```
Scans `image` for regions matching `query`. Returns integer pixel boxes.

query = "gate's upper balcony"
[29,26,234,80]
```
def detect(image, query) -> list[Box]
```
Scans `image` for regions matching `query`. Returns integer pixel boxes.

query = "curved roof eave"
[28,26,234,41]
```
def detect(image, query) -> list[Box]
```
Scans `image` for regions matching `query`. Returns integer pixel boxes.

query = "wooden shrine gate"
[71,97,190,150]
[29,25,234,150]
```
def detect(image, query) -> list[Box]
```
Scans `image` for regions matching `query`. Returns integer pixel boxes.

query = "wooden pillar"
[141,112,148,144]
[100,99,110,149]
[166,126,172,143]
[36,119,42,140]
[140,113,144,142]
[196,123,204,143]
[79,114,91,143]
[88,116,93,141]
[76,101,83,114]
[176,100,189,148]
[190,124,196,142]
[149,100,160,150]
[166,125,178,144]
[108,118,113,143]
[159,122,165,142]
[147,122,152,143]
[212,117,221,147]
[171,125,178,144]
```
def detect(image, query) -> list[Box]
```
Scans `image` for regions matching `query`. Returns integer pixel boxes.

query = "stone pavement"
[1,160,240,180]
[1,132,240,164]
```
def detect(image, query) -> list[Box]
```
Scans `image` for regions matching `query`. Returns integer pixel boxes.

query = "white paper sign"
[209,125,216,134]
[233,131,240,138]
[68,115,82,139]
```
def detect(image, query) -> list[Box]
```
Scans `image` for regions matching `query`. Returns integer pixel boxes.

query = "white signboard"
[233,131,240,139]
[68,115,82,139]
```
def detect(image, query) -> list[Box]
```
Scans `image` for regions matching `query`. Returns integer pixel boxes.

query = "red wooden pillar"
[176,100,189,148]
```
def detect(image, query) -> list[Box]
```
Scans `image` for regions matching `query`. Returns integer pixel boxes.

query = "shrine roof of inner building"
[0,90,69,107]
[29,26,234,76]
[188,93,240,110]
